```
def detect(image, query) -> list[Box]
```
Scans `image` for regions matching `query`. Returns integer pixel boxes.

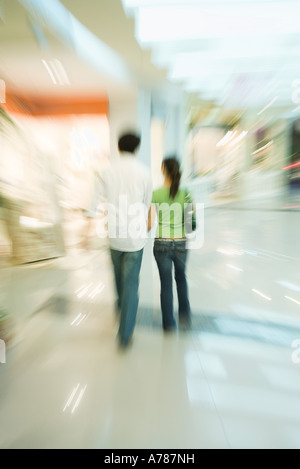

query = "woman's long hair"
[162,157,181,199]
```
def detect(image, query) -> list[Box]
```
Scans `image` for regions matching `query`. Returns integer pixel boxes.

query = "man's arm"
[144,172,154,232]
[84,171,106,218]
[82,171,107,248]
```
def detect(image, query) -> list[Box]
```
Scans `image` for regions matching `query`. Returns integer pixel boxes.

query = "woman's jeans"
[110,248,143,346]
[154,239,191,331]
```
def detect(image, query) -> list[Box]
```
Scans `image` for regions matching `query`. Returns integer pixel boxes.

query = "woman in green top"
[149,157,193,332]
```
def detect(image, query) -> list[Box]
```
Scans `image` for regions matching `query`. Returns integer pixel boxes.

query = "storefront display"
[289,119,300,187]
[26,114,110,248]
[0,107,65,264]
[188,126,245,203]
[0,92,111,262]
[243,121,287,199]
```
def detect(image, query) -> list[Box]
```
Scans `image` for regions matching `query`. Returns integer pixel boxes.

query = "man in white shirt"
[86,133,152,349]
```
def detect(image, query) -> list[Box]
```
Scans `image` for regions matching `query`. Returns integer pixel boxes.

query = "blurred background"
[1,0,300,450]
[1,0,299,265]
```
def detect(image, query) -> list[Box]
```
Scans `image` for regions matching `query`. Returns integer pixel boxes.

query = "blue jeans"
[154,239,191,331]
[110,248,144,346]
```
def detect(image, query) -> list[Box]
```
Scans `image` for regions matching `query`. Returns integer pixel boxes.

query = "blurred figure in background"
[86,133,152,349]
[148,157,194,332]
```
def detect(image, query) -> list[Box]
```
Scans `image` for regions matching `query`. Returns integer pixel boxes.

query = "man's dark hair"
[118,133,141,154]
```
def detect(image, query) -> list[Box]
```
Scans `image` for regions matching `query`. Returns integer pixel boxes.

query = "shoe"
[114,302,121,318]
[163,326,176,334]
[117,334,134,350]
[179,316,192,331]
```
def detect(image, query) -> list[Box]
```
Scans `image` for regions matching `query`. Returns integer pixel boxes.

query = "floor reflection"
[138,306,300,348]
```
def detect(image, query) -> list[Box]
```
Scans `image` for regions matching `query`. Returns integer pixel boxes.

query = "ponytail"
[162,157,181,199]
[170,170,180,199]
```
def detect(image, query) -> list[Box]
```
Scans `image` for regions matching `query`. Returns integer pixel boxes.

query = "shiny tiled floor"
[1,194,300,449]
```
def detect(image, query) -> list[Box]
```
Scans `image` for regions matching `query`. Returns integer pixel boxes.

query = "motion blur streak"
[1,0,300,450]
[19,0,133,83]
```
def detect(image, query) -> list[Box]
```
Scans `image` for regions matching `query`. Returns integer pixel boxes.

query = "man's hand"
[148,204,156,231]
[80,236,90,250]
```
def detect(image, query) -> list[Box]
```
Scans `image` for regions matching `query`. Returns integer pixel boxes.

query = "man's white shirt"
[87,153,152,252]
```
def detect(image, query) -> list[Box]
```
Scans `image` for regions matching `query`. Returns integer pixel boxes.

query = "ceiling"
[1,0,300,128]
[0,0,156,101]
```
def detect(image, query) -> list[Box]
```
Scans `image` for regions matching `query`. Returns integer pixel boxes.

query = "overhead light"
[285,296,300,306]
[51,58,70,85]
[229,130,248,147]
[62,383,88,414]
[135,4,300,44]
[42,59,58,85]
[63,384,80,412]
[216,131,237,147]
[216,130,248,148]
[20,0,132,85]
[252,141,273,155]
[42,58,70,86]
[257,96,278,116]
[71,384,87,413]
[120,1,300,107]
[252,288,272,301]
